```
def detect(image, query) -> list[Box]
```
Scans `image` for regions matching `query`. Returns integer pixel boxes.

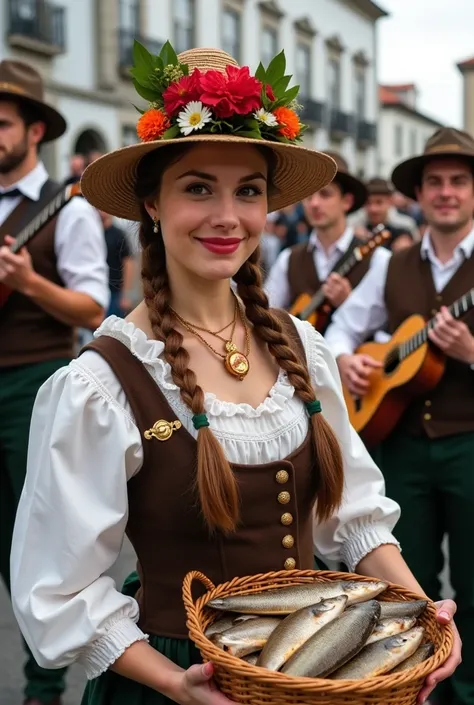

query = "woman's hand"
[171,662,235,705]
[417,599,462,704]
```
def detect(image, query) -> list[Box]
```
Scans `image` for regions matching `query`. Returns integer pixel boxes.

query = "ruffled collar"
[94,316,295,418]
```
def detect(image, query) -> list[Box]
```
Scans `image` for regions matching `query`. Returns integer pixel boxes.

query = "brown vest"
[385,243,474,438]
[0,187,74,368]
[80,311,319,638]
[287,238,371,308]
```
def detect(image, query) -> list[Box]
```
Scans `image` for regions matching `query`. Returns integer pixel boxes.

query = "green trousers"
[380,428,474,705]
[0,357,71,704]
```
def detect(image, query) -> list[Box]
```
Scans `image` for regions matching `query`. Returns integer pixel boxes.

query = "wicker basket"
[183,568,453,705]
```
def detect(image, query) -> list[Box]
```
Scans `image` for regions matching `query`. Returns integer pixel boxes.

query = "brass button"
[276,469,289,484]
[424,413,432,421]
[284,557,296,570]
[281,512,293,526]
[431,309,438,316]
[282,534,295,549]
[436,295,443,302]
[425,400,432,407]
[277,491,291,504]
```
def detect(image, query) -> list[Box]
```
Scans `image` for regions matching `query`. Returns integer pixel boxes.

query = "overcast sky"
[377,0,474,128]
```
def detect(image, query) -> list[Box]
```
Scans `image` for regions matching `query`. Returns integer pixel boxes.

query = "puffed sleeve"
[10,358,146,679]
[291,317,401,572]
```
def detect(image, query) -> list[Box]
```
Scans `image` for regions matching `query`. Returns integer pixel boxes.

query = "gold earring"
[153,217,159,234]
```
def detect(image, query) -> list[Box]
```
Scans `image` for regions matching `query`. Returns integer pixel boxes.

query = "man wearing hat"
[325,127,474,704]
[0,60,109,704]
[355,177,415,252]
[265,152,391,331]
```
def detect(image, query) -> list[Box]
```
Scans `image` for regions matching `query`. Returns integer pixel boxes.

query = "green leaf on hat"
[272,74,292,98]
[133,39,155,73]
[129,66,155,88]
[159,40,179,66]
[264,50,286,87]
[131,103,145,115]
[132,79,160,102]
[255,62,266,82]
[162,124,181,139]
[236,130,262,139]
[243,118,259,130]
[273,134,292,143]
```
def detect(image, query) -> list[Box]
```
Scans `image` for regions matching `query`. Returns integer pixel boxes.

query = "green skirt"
[81,572,202,705]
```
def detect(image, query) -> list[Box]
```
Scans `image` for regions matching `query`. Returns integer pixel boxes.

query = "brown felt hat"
[80,47,338,221]
[0,60,66,142]
[322,151,368,214]
[366,177,394,196]
[391,127,474,199]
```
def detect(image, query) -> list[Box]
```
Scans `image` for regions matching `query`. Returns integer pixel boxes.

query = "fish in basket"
[182,568,453,705]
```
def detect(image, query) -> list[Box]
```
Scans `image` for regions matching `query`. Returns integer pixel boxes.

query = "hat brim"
[80,135,337,221]
[0,91,67,142]
[334,172,368,214]
[392,152,474,200]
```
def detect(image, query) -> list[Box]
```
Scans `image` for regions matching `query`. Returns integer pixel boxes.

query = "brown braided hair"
[135,144,343,533]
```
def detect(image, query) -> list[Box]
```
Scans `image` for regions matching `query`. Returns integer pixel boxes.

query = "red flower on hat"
[266,84,276,101]
[163,70,202,116]
[137,108,170,142]
[199,65,262,119]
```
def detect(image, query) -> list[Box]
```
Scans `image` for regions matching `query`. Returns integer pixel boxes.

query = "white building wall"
[379,107,441,179]
[51,0,97,91]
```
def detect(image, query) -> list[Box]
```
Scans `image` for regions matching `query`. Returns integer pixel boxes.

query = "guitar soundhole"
[384,347,401,375]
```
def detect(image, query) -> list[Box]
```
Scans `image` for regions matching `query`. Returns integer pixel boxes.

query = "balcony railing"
[329,109,354,137]
[119,28,164,70]
[300,99,326,125]
[356,119,377,146]
[9,0,66,52]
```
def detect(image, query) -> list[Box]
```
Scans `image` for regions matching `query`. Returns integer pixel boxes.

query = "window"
[174,0,195,54]
[394,124,403,156]
[222,7,241,62]
[119,0,139,32]
[261,25,277,68]
[410,128,417,154]
[295,43,311,99]
[355,70,365,119]
[328,57,341,110]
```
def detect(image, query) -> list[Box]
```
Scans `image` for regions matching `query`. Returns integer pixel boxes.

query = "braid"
[234,249,344,521]
[140,219,240,534]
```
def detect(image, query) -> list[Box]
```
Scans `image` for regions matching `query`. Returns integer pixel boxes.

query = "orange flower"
[136,108,170,142]
[273,106,301,140]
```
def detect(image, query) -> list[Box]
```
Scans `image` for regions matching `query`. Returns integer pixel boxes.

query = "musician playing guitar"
[0,60,109,705]
[265,152,391,333]
[325,127,474,705]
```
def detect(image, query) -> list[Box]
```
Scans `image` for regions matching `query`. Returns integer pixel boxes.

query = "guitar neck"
[400,288,474,359]
[10,184,75,254]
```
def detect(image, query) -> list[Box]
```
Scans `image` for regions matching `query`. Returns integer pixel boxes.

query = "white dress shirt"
[0,162,110,308]
[264,227,391,309]
[11,314,400,679]
[325,228,474,359]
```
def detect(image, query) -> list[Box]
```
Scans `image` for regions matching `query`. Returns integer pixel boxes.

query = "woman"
[10,43,459,705]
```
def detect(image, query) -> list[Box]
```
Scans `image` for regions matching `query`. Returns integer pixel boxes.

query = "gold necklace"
[170,297,251,381]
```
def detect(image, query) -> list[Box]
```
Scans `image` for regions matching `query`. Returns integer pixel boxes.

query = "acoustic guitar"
[343,287,474,447]
[0,180,82,309]
[290,225,391,332]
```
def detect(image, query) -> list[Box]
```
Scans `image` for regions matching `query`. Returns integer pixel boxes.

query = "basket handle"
[182,570,216,614]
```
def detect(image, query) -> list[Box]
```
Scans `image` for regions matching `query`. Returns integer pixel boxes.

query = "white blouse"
[10,314,400,681]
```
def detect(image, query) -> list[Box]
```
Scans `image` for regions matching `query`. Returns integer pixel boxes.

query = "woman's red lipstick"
[197,237,242,254]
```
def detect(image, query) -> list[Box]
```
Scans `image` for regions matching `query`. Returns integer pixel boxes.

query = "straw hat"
[81,44,337,221]
[323,151,367,214]
[391,127,474,199]
[0,59,66,142]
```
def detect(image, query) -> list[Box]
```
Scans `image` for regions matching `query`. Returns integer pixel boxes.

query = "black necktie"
[0,188,22,200]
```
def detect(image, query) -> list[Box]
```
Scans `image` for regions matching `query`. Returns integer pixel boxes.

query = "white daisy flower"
[254,108,278,127]
[177,101,213,136]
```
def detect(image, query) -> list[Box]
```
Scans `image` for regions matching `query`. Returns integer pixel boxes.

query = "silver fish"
[379,600,428,619]
[208,580,387,615]
[204,613,258,637]
[281,600,381,678]
[257,595,348,671]
[366,616,417,645]
[331,627,425,679]
[212,617,281,658]
[391,642,435,672]
[241,652,260,665]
